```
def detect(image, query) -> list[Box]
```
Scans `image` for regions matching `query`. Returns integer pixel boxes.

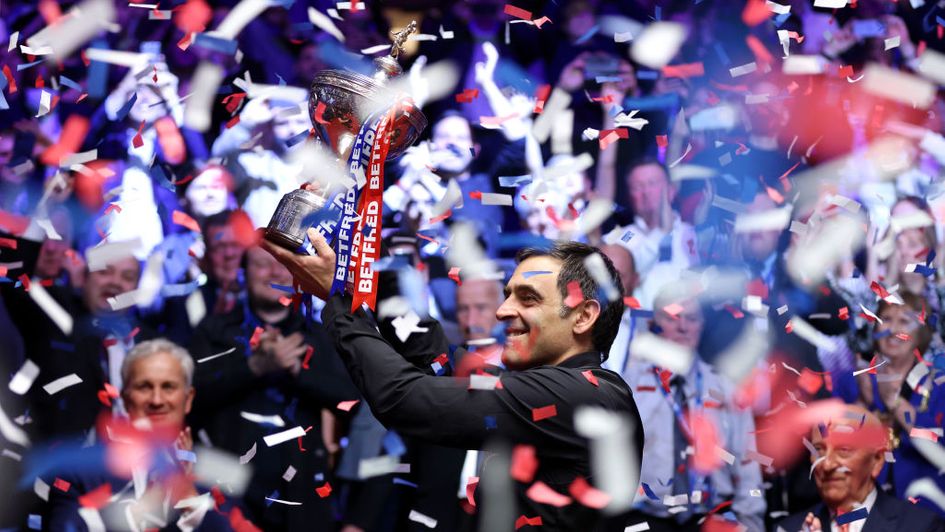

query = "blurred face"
[35,238,70,279]
[496,256,577,369]
[891,201,931,264]
[246,247,293,308]
[82,257,140,315]
[739,193,781,262]
[205,224,245,287]
[185,168,230,218]
[653,297,704,350]
[272,108,311,145]
[601,244,637,296]
[122,352,194,432]
[295,43,325,84]
[457,279,503,342]
[876,303,922,361]
[627,163,672,223]
[431,116,475,175]
[810,417,885,512]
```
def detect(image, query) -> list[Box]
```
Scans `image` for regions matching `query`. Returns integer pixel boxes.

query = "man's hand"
[249,328,308,377]
[261,228,336,300]
[802,511,823,531]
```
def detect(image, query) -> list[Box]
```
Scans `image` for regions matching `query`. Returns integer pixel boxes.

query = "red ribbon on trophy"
[349,104,397,312]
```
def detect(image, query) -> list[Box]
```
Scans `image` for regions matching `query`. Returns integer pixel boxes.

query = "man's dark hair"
[516,242,625,358]
[625,156,669,183]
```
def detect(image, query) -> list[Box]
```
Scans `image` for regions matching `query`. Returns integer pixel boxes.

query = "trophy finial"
[389,21,417,59]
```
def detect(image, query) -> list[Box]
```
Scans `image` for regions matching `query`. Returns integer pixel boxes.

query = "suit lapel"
[863,491,897,532]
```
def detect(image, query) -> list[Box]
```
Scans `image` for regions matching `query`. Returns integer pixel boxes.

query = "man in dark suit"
[264,234,644,531]
[776,405,943,532]
[188,245,360,531]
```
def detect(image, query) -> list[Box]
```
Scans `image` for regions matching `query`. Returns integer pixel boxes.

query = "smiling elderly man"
[776,404,943,532]
[263,232,643,531]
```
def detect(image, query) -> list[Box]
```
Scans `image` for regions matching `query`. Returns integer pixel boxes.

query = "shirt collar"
[557,351,603,369]
[831,487,878,520]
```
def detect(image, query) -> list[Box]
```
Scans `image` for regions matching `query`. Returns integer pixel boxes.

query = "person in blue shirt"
[833,291,945,516]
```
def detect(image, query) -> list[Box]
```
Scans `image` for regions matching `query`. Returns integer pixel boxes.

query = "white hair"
[121,338,194,389]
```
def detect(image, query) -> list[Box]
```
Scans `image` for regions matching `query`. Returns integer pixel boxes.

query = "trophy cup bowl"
[265,51,428,252]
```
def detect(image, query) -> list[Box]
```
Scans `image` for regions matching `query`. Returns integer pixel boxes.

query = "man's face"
[246,246,293,308]
[601,244,637,296]
[810,419,885,512]
[35,238,69,279]
[205,224,245,287]
[185,168,230,218]
[627,163,672,222]
[82,257,140,315]
[457,279,503,342]
[122,352,194,432]
[739,193,781,263]
[496,256,577,369]
[431,116,475,175]
[653,297,703,350]
[0,133,21,185]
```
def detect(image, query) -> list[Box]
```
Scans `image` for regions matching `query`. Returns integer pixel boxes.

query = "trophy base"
[264,229,305,252]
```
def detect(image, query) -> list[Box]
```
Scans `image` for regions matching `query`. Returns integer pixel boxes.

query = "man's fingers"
[307,228,334,258]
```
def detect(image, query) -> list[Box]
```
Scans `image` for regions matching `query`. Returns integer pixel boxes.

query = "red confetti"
[741,0,771,26]
[174,0,212,33]
[172,210,201,233]
[662,62,705,78]
[103,203,122,215]
[662,302,684,318]
[78,483,112,509]
[225,115,241,129]
[466,476,479,507]
[469,190,483,200]
[104,383,119,398]
[313,101,330,125]
[448,266,462,285]
[455,88,480,103]
[337,400,360,412]
[504,4,533,20]
[784,321,793,334]
[40,115,89,166]
[53,478,71,492]
[0,237,17,249]
[301,345,314,370]
[745,35,774,67]
[564,280,584,308]
[249,326,264,349]
[429,209,452,224]
[838,65,855,78]
[515,515,543,530]
[568,476,610,509]
[623,296,641,309]
[510,444,538,483]
[525,481,572,507]
[797,368,823,395]
[533,84,551,113]
[3,65,17,94]
[582,370,599,387]
[18,274,30,291]
[222,92,247,114]
[132,121,145,149]
[315,482,332,498]
[531,404,557,422]
[659,368,673,394]
[690,411,722,472]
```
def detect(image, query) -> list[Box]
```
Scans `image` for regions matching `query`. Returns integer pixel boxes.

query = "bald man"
[601,243,639,374]
[776,405,943,532]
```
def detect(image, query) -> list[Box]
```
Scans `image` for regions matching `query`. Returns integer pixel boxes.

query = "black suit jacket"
[776,488,944,532]
[322,293,645,532]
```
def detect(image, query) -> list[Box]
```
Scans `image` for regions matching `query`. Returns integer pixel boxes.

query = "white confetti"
[216,0,276,39]
[86,238,142,272]
[766,1,790,14]
[360,44,391,55]
[729,62,758,78]
[861,63,936,109]
[26,0,116,60]
[78,508,105,532]
[358,454,401,479]
[716,446,736,465]
[813,0,846,6]
[7,31,18,52]
[263,426,307,447]
[782,55,826,75]
[631,22,687,69]
[917,49,945,86]
[240,412,285,427]
[852,359,888,376]
[468,374,501,390]
[439,25,454,39]
[196,347,236,364]
[196,447,252,495]
[407,509,438,529]
[28,283,73,336]
[184,62,225,132]
[43,374,82,395]
[625,523,650,532]
[9,360,39,396]
[308,7,345,43]
[614,32,633,43]
[884,36,900,51]
[734,208,792,233]
[264,497,302,505]
[0,399,30,447]
[575,407,639,513]
[239,443,257,464]
[629,333,694,375]
[479,193,513,206]
[282,465,297,482]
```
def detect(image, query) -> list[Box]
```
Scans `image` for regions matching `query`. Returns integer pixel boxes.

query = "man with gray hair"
[119,338,195,433]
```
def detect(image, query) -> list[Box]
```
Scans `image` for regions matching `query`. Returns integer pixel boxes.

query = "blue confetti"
[595,76,623,83]
[28,515,41,530]
[498,175,532,187]
[574,24,600,45]
[192,33,238,55]
[872,329,892,340]
[393,477,418,488]
[382,430,407,457]
[621,230,634,243]
[636,70,659,80]
[836,507,868,525]
[522,270,553,279]
[175,449,197,463]
[484,416,497,430]
[270,283,295,293]
[16,59,44,71]
[115,92,137,122]
[265,490,279,507]
[59,75,82,92]
[285,129,310,148]
[641,482,659,500]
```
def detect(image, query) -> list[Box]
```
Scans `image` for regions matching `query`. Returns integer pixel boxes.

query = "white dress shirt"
[830,488,877,532]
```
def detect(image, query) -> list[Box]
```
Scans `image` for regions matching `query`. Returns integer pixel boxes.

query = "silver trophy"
[265,21,428,251]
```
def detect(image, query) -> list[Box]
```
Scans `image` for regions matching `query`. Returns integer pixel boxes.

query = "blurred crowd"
[1,0,945,530]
